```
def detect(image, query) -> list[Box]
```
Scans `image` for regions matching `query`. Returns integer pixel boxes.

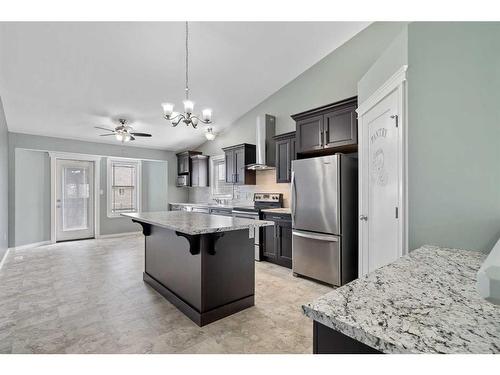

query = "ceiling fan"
[94,118,152,143]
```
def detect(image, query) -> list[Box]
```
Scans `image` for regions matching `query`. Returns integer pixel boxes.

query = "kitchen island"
[123,211,272,326]
[303,245,500,354]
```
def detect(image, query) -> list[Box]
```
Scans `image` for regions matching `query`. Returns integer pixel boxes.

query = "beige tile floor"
[0,234,331,354]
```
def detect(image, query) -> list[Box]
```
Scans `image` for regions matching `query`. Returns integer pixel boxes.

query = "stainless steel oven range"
[232,193,283,261]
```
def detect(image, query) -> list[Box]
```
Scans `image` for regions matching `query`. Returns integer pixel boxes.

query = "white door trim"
[356,65,408,277]
[49,152,102,244]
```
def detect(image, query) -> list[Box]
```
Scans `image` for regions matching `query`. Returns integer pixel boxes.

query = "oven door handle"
[292,230,339,242]
[232,210,259,217]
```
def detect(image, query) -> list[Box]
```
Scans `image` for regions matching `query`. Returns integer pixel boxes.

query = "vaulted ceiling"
[0,22,369,151]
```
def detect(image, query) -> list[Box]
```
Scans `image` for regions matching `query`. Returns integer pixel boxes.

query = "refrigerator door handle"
[292,230,339,242]
[291,171,296,225]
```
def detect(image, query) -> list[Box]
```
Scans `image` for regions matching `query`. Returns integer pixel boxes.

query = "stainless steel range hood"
[246,114,276,170]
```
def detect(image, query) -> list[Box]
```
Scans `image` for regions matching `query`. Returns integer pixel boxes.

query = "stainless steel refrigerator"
[291,154,358,286]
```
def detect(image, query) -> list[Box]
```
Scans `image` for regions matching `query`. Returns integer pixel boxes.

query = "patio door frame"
[49,152,102,244]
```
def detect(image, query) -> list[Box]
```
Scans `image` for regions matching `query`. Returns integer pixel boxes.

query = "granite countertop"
[122,211,273,235]
[261,208,291,215]
[169,203,292,215]
[302,245,500,354]
[168,202,246,209]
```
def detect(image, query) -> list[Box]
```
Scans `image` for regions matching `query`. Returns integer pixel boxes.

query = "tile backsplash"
[187,169,291,207]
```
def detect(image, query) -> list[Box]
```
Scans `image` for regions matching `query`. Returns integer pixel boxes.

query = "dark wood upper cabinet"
[296,115,323,153]
[233,147,245,184]
[292,96,358,155]
[273,131,296,183]
[224,149,234,183]
[222,143,256,185]
[176,151,202,187]
[323,103,357,149]
[190,155,209,187]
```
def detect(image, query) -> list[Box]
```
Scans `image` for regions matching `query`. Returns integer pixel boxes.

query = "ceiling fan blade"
[94,126,115,132]
[129,135,136,141]
[130,132,152,137]
[99,134,116,136]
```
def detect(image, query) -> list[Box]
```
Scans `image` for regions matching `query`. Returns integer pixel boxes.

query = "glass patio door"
[56,159,95,241]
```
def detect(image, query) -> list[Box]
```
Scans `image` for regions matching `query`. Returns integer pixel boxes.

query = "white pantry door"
[361,89,401,273]
[56,159,95,241]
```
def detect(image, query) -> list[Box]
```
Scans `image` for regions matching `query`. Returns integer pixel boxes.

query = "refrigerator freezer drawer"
[292,230,341,286]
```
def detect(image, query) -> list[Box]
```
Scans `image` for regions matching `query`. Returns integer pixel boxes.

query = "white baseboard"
[0,248,11,271]
[6,240,52,252]
[96,231,142,239]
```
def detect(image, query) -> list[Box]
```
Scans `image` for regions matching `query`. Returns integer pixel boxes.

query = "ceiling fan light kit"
[162,21,215,140]
[95,118,152,143]
[204,126,216,140]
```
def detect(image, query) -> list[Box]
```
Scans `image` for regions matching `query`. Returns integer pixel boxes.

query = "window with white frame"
[210,155,232,198]
[107,158,141,217]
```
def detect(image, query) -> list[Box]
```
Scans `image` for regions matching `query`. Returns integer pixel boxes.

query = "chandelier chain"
[161,21,212,133]
[185,21,189,100]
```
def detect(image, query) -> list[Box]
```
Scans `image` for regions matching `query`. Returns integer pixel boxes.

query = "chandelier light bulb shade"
[202,109,212,122]
[115,133,124,142]
[162,103,174,117]
[161,22,213,130]
[183,100,194,114]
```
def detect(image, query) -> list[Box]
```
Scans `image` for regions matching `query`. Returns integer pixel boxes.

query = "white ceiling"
[0,22,369,151]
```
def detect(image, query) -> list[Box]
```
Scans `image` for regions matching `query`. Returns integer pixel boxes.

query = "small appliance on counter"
[232,193,283,261]
[291,154,358,286]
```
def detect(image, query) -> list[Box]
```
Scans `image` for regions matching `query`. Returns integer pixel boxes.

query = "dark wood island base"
[313,321,381,354]
[138,221,256,327]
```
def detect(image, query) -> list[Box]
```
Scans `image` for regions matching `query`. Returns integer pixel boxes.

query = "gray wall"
[0,99,8,260]
[358,26,408,103]
[14,149,51,245]
[197,22,408,155]
[142,160,168,212]
[407,22,500,252]
[8,132,186,246]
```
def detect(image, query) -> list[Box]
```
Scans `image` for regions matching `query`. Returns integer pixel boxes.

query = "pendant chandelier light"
[162,22,215,140]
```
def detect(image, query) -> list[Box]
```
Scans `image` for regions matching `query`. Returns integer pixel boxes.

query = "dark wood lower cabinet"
[313,321,381,354]
[262,213,292,269]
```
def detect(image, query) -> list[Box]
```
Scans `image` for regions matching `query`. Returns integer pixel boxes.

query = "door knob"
[359,215,368,221]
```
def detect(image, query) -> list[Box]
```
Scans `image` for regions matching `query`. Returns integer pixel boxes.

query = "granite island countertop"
[122,211,273,236]
[302,245,500,354]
